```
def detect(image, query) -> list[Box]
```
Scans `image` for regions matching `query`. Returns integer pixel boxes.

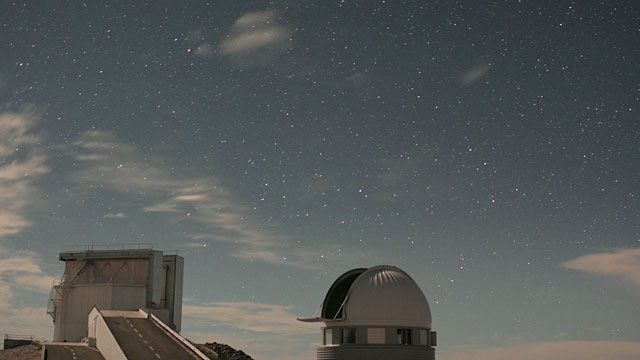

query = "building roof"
[59,249,160,261]
[315,265,432,328]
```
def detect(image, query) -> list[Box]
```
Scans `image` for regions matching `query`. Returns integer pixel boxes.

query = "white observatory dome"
[320,265,432,328]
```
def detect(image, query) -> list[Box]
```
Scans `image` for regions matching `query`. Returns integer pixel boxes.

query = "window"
[367,328,385,344]
[341,328,356,344]
[323,328,333,345]
[397,328,412,345]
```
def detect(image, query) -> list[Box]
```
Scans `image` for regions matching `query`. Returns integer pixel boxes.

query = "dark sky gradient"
[1,1,639,359]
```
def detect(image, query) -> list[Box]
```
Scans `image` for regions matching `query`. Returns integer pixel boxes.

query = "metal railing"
[4,334,36,340]
[63,243,154,251]
[2,334,48,350]
[46,284,61,320]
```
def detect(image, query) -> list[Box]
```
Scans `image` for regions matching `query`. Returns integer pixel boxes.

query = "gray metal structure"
[47,248,183,342]
[299,265,436,360]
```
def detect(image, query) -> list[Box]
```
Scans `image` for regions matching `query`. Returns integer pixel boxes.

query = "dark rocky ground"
[0,343,41,360]
[194,342,255,360]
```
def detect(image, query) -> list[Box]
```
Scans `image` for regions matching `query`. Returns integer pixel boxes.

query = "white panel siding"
[367,328,386,344]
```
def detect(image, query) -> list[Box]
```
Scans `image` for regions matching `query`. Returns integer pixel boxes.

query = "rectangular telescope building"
[47,248,183,342]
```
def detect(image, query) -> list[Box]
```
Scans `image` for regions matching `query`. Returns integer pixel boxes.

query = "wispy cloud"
[0,109,54,339]
[232,244,364,270]
[457,64,491,86]
[183,28,215,58]
[194,42,214,57]
[0,253,55,294]
[440,341,640,360]
[0,155,48,181]
[102,212,126,219]
[0,251,55,339]
[562,248,640,286]
[66,130,347,268]
[0,109,49,238]
[220,10,291,66]
[0,109,39,156]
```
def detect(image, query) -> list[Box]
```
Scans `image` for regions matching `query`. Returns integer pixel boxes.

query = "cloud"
[222,29,289,55]
[0,256,46,275]
[0,155,48,180]
[0,211,31,238]
[194,42,214,57]
[562,248,640,286]
[440,341,640,360]
[0,109,49,238]
[102,212,126,219]
[181,28,215,58]
[0,109,53,338]
[343,71,384,90]
[67,130,389,269]
[0,304,52,340]
[66,130,339,268]
[0,109,39,157]
[0,251,55,339]
[457,64,490,86]
[220,10,291,66]
[0,254,55,294]
[231,244,366,270]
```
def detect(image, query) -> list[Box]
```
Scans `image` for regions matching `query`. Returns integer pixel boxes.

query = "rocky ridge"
[195,342,255,360]
[0,344,41,360]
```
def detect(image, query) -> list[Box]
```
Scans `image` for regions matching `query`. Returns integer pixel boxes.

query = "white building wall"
[88,307,127,360]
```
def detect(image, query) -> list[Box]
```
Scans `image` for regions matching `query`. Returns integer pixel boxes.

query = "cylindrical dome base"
[317,345,435,360]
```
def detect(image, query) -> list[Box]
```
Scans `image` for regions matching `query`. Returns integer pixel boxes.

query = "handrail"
[63,243,154,251]
[4,334,34,340]
[3,334,47,341]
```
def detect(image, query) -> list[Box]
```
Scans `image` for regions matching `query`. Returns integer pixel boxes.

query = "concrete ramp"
[89,308,208,360]
[44,343,105,360]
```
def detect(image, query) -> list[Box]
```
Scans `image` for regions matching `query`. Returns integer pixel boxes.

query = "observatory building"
[47,248,183,342]
[299,265,436,360]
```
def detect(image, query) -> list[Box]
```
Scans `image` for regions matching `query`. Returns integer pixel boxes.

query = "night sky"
[1,1,639,359]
